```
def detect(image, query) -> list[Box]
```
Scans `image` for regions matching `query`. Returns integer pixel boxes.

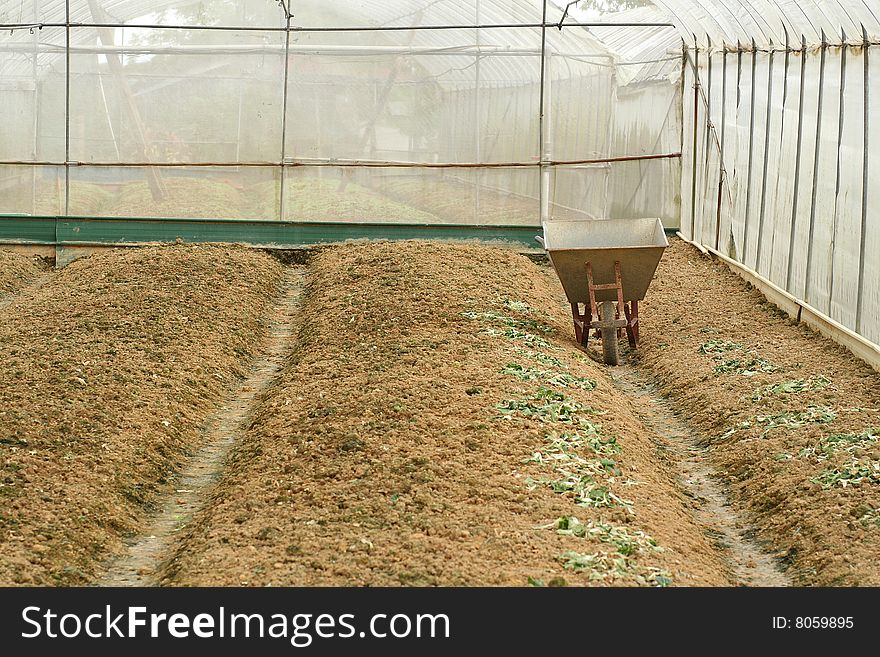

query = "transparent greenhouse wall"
[682,39,879,347]
[1,0,679,231]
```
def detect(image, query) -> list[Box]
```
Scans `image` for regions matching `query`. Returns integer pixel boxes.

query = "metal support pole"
[786,35,808,291]
[690,39,699,240]
[856,30,870,332]
[828,29,848,316]
[538,1,549,225]
[742,39,758,266]
[756,40,775,273]
[279,12,291,221]
[474,0,482,223]
[805,31,828,303]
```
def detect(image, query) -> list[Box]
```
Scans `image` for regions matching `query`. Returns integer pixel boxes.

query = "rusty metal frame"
[570,260,639,351]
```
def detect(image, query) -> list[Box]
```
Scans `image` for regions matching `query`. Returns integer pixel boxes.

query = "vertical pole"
[786,35,807,291]
[690,37,699,240]
[715,41,728,251]
[279,9,291,221]
[31,0,40,213]
[233,0,246,166]
[64,0,70,216]
[704,35,713,242]
[767,29,790,275]
[828,29,847,316]
[805,31,828,303]
[474,0,482,223]
[742,39,758,266]
[856,28,870,333]
[538,1,550,225]
[756,41,775,273]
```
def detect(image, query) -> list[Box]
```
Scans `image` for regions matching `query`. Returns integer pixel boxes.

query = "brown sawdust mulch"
[635,239,880,586]
[0,250,48,295]
[163,241,730,587]
[0,245,282,585]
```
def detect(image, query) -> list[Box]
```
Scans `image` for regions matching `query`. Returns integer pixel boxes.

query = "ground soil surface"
[2,239,876,587]
[634,239,880,586]
[163,241,731,586]
[0,245,281,585]
[0,250,48,296]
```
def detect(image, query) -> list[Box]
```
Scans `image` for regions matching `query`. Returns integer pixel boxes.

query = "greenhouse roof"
[2,1,877,79]
[653,0,880,47]
[0,0,618,86]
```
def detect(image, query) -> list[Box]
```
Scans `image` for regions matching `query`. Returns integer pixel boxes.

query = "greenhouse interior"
[2,1,877,350]
[1,0,880,597]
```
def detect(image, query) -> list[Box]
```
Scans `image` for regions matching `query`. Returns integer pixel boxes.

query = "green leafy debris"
[484,326,555,348]
[713,356,781,376]
[812,458,880,489]
[557,551,672,586]
[496,389,602,423]
[527,473,632,511]
[462,310,555,334]
[856,507,880,529]
[501,363,597,390]
[514,349,565,368]
[751,375,833,401]
[721,406,836,440]
[501,298,538,315]
[699,339,743,355]
[542,516,661,556]
[799,428,878,461]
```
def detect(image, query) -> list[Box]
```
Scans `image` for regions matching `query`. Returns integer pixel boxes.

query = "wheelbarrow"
[539,218,668,365]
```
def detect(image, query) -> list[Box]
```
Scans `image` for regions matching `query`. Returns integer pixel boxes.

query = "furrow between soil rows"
[0,245,282,585]
[635,240,880,586]
[162,241,731,587]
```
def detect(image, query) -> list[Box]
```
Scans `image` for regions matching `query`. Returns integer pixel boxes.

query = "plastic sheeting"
[0,0,679,228]
[681,34,879,347]
[654,0,880,48]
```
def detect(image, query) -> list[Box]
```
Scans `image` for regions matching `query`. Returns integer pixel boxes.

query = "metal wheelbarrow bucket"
[540,218,668,365]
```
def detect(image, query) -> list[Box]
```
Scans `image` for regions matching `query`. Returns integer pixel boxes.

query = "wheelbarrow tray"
[542,218,668,303]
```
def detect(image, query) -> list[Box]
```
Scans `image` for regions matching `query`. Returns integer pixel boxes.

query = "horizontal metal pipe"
[0,153,682,169]
[0,42,613,59]
[0,21,678,33]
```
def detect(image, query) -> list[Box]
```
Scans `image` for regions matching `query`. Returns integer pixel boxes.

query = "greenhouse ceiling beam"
[0,152,682,169]
[1,22,677,33]
[0,216,544,250]
[3,43,614,60]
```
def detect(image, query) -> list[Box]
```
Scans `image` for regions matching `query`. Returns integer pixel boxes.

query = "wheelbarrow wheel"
[599,300,619,366]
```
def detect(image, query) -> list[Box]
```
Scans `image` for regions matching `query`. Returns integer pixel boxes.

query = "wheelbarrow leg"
[571,302,589,348]
[624,300,639,349]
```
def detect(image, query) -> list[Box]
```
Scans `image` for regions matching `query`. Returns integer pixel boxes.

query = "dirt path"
[610,365,790,586]
[99,266,304,586]
[632,239,880,585]
[162,242,733,587]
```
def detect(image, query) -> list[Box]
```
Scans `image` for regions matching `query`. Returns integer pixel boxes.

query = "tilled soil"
[0,245,282,585]
[635,239,880,586]
[162,242,731,587]
[0,249,49,297]
[100,268,305,586]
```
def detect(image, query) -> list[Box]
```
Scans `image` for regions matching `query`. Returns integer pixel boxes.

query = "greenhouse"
[1,0,879,595]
